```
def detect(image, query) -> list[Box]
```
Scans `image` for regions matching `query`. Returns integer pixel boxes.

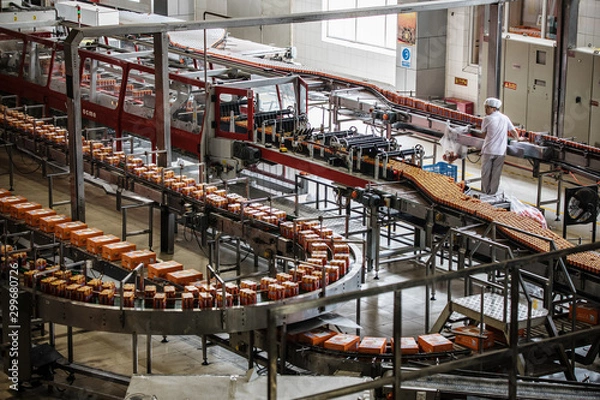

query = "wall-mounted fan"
[563,185,599,241]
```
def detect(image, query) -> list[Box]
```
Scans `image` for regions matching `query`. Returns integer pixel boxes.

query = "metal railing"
[264,240,600,400]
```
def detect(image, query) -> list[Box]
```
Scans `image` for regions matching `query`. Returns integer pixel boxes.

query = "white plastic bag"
[508,196,548,229]
[439,124,469,163]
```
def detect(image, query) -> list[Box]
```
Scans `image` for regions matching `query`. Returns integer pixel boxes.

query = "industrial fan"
[563,185,599,241]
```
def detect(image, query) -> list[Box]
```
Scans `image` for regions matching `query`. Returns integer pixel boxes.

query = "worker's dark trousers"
[481,153,505,195]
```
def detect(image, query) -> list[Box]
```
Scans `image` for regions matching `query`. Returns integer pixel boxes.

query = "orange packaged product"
[311,270,329,286]
[181,292,195,309]
[70,228,104,247]
[11,202,42,219]
[192,190,204,200]
[0,195,27,213]
[163,286,176,308]
[314,227,333,239]
[417,333,454,353]
[65,283,80,300]
[69,275,86,286]
[204,185,218,194]
[333,243,350,255]
[0,188,11,198]
[122,291,135,308]
[123,283,136,292]
[121,249,157,270]
[301,275,320,292]
[298,263,315,274]
[453,325,495,351]
[76,286,94,302]
[216,292,233,307]
[299,231,319,248]
[144,285,157,308]
[282,281,299,298]
[297,328,337,346]
[392,337,420,354]
[299,220,320,231]
[166,269,203,286]
[326,265,340,283]
[330,259,347,276]
[99,289,115,305]
[184,285,199,305]
[240,288,257,305]
[86,234,120,254]
[260,276,278,291]
[153,293,166,309]
[276,273,292,283]
[279,221,295,238]
[358,337,387,354]
[196,283,217,297]
[171,182,186,192]
[23,270,39,287]
[54,270,72,281]
[40,276,57,293]
[569,303,600,325]
[306,257,326,267]
[324,334,360,352]
[308,241,328,254]
[55,221,88,240]
[198,292,214,309]
[24,208,56,227]
[288,268,306,282]
[147,260,183,279]
[214,189,227,197]
[180,186,196,197]
[101,241,136,261]
[225,282,239,297]
[50,279,67,297]
[240,279,258,290]
[333,253,350,270]
[267,283,285,301]
[87,278,103,292]
[271,209,287,220]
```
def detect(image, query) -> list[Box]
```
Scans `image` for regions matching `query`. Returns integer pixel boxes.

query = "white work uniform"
[480,110,515,194]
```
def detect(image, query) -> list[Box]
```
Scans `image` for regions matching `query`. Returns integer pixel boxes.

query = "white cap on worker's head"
[484,97,502,109]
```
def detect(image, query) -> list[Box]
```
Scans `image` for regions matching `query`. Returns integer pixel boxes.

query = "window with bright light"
[324,0,397,51]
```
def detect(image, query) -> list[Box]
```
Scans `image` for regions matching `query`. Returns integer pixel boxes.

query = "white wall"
[578,0,600,48]
[444,8,480,107]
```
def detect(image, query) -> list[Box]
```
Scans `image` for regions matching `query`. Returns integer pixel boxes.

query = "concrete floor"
[0,145,598,399]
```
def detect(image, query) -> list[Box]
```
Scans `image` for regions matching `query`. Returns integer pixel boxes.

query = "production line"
[1,3,600,399]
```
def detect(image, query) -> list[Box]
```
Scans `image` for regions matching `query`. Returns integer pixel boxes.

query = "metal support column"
[67,325,73,363]
[132,333,138,374]
[146,334,152,374]
[393,290,402,400]
[267,310,278,400]
[65,31,86,222]
[486,3,504,99]
[366,206,380,276]
[160,204,175,254]
[154,31,171,167]
[554,0,580,137]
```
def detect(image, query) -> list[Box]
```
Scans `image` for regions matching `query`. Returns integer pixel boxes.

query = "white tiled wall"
[291,0,396,86]
[578,0,600,48]
[167,0,195,21]
[444,8,480,106]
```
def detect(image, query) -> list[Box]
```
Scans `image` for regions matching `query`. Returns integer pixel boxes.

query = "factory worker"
[479,97,519,195]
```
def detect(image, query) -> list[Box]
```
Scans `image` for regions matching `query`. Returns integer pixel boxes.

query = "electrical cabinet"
[564,49,593,142]
[501,36,554,132]
[502,39,529,127]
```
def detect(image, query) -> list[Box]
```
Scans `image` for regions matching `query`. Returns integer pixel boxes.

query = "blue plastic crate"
[422,162,458,181]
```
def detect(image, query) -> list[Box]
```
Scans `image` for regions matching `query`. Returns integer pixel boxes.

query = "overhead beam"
[77,0,503,38]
